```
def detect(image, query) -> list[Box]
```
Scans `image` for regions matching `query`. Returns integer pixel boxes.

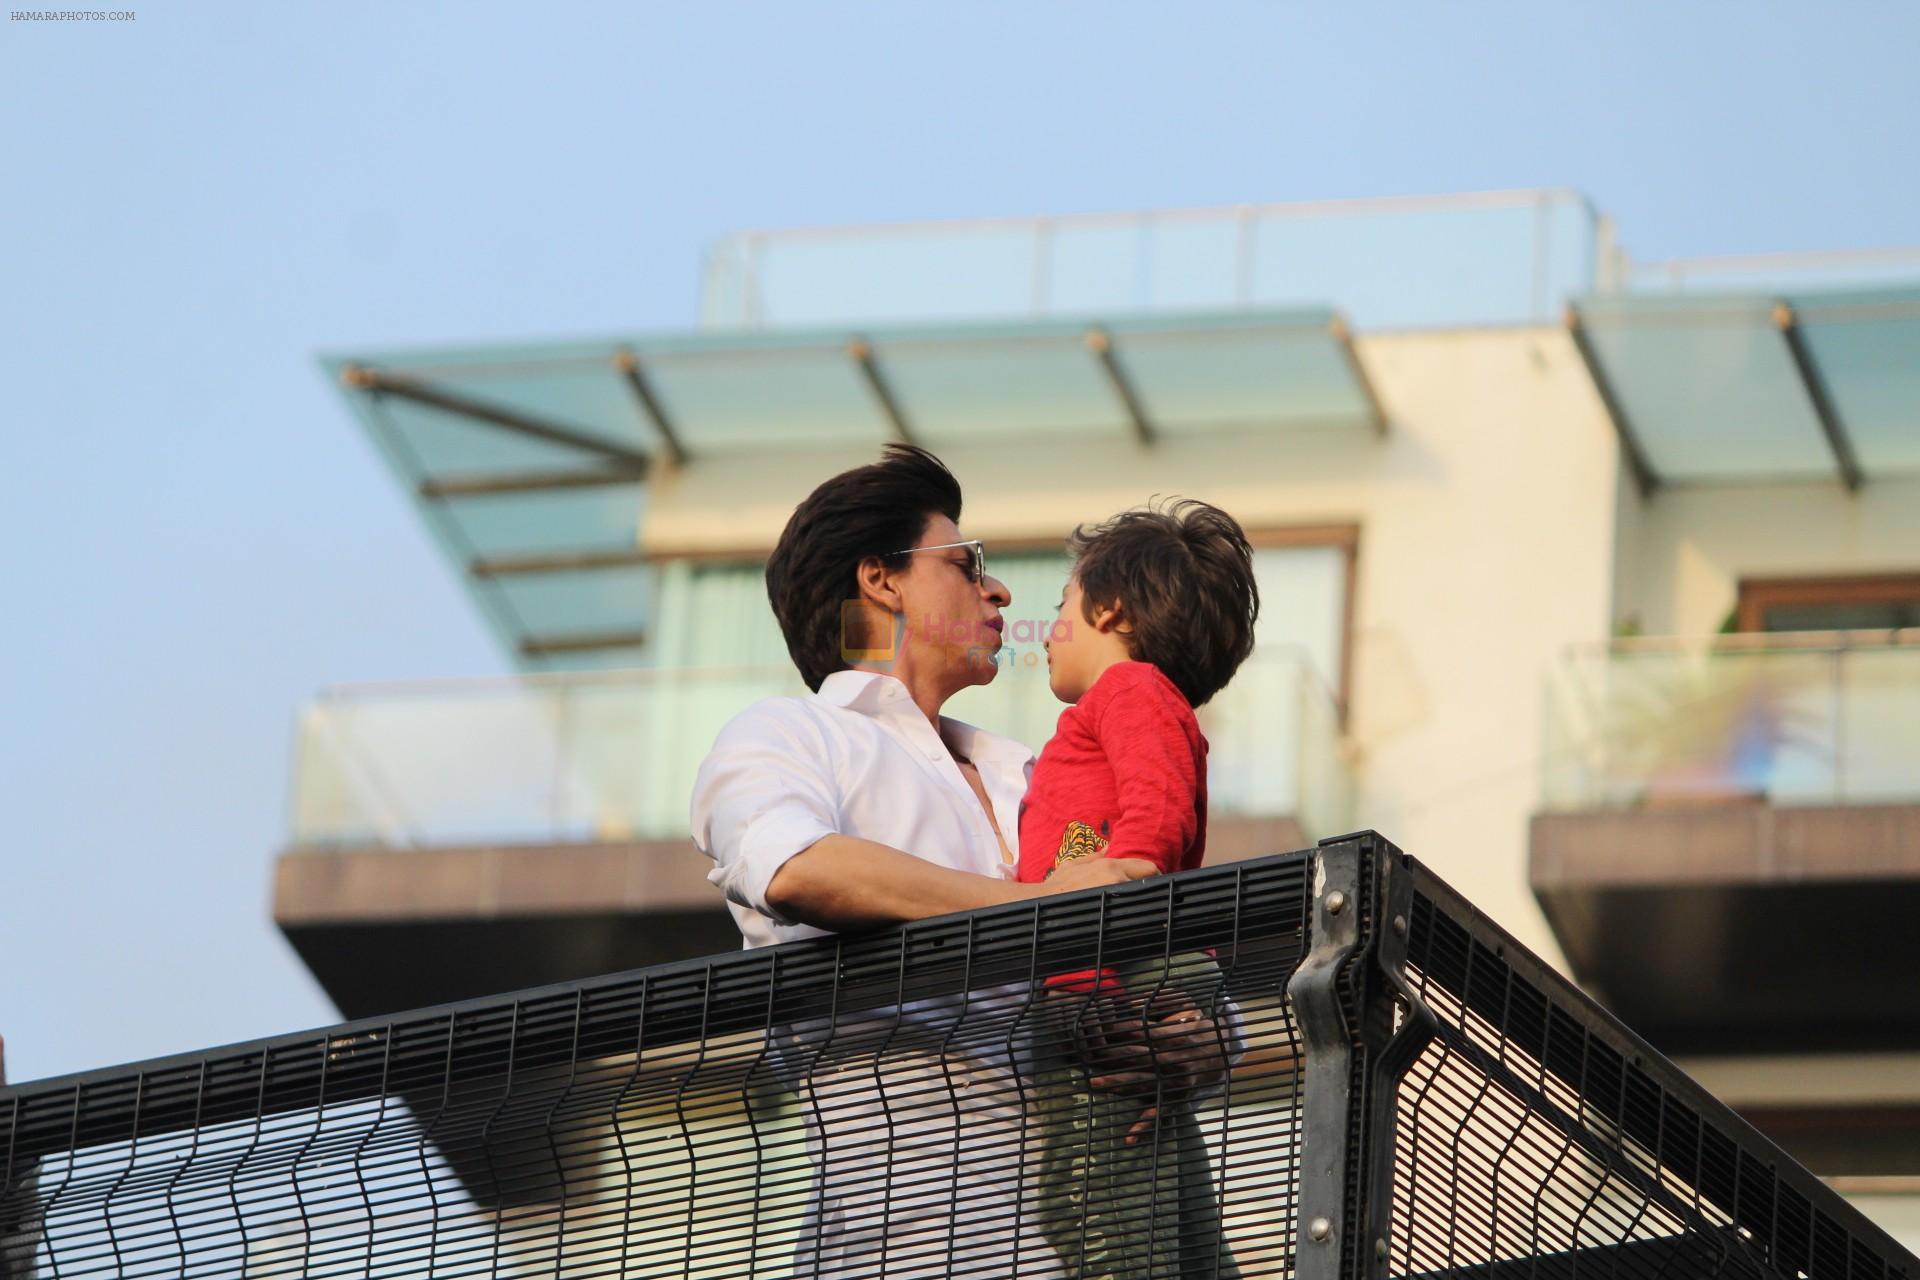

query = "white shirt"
[689,669,1063,1278]
[691,667,1035,949]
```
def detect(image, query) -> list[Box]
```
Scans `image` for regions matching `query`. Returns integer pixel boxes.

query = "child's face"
[1045,576,1131,703]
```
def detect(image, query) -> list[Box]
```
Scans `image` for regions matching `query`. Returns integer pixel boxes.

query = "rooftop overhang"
[1531,802,1920,1055]
[322,307,1383,668]
[1566,284,1920,497]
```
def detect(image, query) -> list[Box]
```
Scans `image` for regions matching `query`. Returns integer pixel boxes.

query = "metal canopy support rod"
[846,338,918,446]
[1330,316,1390,438]
[613,349,690,467]
[1773,302,1865,493]
[518,628,649,660]
[1085,326,1155,446]
[1564,307,1659,500]
[469,548,651,578]
[417,468,646,499]
[342,365,652,470]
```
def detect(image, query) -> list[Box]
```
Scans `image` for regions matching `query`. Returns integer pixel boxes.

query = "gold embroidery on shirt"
[1048,820,1110,876]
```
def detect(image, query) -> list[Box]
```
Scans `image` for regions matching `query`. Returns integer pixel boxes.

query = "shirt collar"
[815,668,1035,767]
[816,667,913,713]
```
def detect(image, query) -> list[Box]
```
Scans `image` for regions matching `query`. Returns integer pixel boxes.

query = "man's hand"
[1033,856,1158,895]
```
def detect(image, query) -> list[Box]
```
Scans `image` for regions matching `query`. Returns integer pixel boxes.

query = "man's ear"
[843,557,907,658]
[853,555,906,613]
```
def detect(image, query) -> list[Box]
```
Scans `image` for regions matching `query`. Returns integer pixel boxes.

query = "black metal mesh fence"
[1387,855,1912,1280]
[1,837,1912,1280]
[0,855,1310,1279]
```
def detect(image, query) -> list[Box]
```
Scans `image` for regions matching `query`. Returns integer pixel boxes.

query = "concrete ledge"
[1530,802,1920,1054]
[274,817,1311,1020]
[275,813,1309,927]
[1532,802,1920,889]
[274,838,721,925]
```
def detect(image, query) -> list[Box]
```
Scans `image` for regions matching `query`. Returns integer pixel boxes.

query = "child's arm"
[1092,669,1203,873]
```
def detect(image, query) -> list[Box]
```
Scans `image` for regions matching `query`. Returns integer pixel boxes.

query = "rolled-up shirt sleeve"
[1193,989,1250,1105]
[691,701,841,926]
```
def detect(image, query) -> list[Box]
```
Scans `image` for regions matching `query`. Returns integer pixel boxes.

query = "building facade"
[278,189,1920,1245]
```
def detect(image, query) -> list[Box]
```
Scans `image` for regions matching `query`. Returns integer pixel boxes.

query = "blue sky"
[2,0,1917,1084]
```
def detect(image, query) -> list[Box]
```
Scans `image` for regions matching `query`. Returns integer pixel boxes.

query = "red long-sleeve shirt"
[1017,660,1209,885]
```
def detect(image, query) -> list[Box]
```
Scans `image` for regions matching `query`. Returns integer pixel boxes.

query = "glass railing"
[1619,245,1920,296]
[1540,633,1920,811]
[289,651,1350,850]
[700,188,1602,331]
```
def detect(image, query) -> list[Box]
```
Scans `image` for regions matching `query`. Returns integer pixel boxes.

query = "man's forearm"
[764,834,1036,931]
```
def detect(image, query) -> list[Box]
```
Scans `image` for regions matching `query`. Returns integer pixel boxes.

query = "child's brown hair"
[1067,498,1260,707]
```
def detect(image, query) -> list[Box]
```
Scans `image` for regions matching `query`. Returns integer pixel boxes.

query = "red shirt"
[1017,660,1209,885]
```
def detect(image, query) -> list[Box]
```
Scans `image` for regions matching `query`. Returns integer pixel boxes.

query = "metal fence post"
[1363,841,1439,1280]
[1286,836,1370,1280]
[1289,832,1438,1280]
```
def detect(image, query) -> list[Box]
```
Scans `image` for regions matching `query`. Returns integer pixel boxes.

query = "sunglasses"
[888,538,986,584]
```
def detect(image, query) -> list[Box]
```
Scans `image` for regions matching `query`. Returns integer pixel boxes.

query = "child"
[1016,499,1259,1280]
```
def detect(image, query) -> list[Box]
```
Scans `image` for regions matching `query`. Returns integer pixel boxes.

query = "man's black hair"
[1068,499,1260,707]
[765,444,964,691]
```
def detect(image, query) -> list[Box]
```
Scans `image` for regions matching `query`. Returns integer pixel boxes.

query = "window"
[1736,575,1920,634]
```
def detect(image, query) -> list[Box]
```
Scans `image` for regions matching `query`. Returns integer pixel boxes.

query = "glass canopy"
[1570,283,1920,491]
[323,307,1382,668]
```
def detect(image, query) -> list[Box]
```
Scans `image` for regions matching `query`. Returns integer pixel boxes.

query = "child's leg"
[1034,955,1242,1279]
[1084,952,1239,1280]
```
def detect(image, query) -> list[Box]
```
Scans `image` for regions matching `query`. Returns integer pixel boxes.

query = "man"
[691,445,1232,1278]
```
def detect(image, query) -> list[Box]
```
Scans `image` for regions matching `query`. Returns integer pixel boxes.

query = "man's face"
[891,514,1011,687]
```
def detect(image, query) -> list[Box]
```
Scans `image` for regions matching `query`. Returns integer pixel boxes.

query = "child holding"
[1017,499,1260,1280]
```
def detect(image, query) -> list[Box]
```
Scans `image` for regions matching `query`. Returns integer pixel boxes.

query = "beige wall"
[641,326,1627,967]
[1617,478,1920,637]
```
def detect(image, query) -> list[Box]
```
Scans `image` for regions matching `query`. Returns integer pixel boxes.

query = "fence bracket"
[1287,838,1370,1280]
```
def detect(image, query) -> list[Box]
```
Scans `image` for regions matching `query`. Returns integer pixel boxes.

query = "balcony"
[21,836,1914,1275]
[277,652,1350,1017]
[1531,633,1920,1053]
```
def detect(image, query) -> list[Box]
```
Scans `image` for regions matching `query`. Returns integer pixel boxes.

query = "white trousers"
[790,1050,1066,1280]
